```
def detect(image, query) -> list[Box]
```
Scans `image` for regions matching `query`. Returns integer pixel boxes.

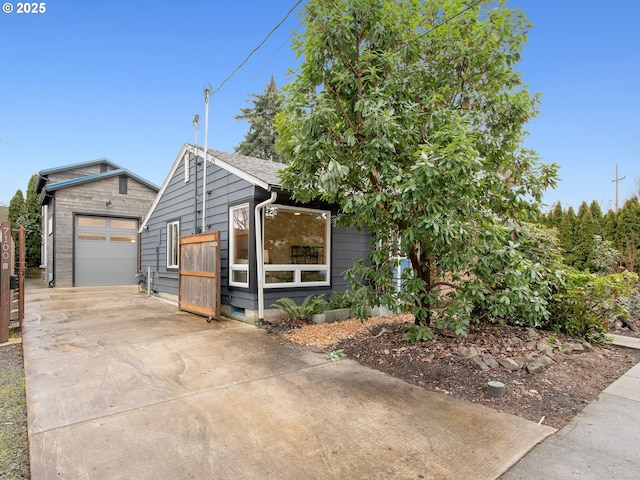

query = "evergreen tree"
[545,202,564,231]
[603,210,617,242]
[8,190,25,226]
[24,174,42,266]
[589,200,604,236]
[558,207,578,266]
[235,76,284,163]
[7,175,42,267]
[575,207,597,270]
[616,196,640,273]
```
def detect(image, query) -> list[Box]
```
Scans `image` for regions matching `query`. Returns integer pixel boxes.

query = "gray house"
[37,159,159,287]
[139,144,371,324]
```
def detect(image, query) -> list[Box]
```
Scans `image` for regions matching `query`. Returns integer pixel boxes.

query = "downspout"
[254,191,277,327]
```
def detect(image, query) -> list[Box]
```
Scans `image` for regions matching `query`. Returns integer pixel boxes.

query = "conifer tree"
[545,202,564,231]
[575,206,597,270]
[24,174,42,266]
[616,197,640,273]
[589,200,604,236]
[235,76,284,163]
[8,190,25,226]
[603,210,618,242]
[558,206,578,266]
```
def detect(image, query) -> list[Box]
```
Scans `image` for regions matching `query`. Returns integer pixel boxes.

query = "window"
[119,175,128,194]
[229,204,250,287]
[78,216,107,228]
[167,220,180,269]
[263,206,330,288]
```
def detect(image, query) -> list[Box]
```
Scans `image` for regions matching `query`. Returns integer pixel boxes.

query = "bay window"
[263,206,330,288]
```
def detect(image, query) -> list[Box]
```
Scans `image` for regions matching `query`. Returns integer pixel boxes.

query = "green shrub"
[326,291,354,310]
[549,270,638,342]
[271,294,326,322]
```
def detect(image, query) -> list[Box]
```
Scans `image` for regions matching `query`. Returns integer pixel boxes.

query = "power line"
[387,0,485,58]
[212,0,302,96]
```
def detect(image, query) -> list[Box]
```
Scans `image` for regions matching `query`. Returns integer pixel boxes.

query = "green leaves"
[276,0,560,337]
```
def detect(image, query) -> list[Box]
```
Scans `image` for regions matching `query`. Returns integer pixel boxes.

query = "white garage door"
[75,215,138,286]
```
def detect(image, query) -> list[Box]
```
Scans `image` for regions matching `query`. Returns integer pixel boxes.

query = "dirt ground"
[266,314,640,430]
[0,343,30,480]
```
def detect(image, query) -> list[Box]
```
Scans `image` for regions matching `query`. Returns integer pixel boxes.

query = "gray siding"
[140,153,255,298]
[48,176,156,287]
[45,163,117,184]
[142,150,372,316]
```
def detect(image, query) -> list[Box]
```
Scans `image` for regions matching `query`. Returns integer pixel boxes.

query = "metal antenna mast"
[202,85,212,233]
[192,114,199,230]
[612,163,626,212]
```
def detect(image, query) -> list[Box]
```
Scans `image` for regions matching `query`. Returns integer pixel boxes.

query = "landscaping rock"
[472,356,490,371]
[482,352,500,369]
[459,346,479,359]
[526,355,555,374]
[498,357,522,371]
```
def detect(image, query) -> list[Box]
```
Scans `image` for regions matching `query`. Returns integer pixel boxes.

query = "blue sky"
[1,1,638,211]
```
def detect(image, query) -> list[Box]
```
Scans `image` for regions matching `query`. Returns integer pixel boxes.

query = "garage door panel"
[75,216,138,287]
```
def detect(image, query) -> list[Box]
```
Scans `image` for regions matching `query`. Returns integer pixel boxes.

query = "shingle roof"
[140,144,288,231]
[207,148,286,188]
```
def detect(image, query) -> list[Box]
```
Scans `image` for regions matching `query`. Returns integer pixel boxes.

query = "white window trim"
[263,205,331,289]
[166,220,180,269]
[229,204,250,288]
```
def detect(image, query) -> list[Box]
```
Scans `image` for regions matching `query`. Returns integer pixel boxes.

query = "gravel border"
[0,342,30,479]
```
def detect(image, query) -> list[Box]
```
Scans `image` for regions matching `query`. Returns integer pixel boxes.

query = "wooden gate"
[178,231,221,320]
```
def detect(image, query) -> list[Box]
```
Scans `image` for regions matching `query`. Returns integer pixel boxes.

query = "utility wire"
[212,0,302,96]
[387,0,485,58]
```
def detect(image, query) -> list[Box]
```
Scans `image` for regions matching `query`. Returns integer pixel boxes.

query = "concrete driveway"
[23,285,554,479]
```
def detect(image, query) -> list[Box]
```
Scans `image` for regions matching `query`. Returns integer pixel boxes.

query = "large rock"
[482,353,500,369]
[472,356,490,371]
[526,355,555,374]
[459,346,479,359]
[498,357,522,371]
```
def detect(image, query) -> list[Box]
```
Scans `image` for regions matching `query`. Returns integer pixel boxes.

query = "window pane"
[111,234,137,243]
[78,232,106,241]
[167,221,179,267]
[264,208,327,265]
[265,271,294,284]
[232,206,249,263]
[232,270,248,284]
[78,217,107,228]
[301,270,327,282]
[111,219,137,230]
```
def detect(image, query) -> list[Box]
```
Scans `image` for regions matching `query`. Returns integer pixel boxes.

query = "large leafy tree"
[235,76,285,162]
[277,0,558,335]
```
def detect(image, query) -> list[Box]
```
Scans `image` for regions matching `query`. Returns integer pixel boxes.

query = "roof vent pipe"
[255,191,277,326]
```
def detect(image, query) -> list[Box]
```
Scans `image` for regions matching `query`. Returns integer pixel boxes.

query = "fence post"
[0,221,11,343]
[17,225,25,330]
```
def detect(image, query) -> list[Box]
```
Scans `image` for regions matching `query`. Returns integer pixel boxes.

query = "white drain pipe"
[254,191,277,326]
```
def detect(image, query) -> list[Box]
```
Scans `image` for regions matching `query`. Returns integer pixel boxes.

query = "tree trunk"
[409,246,432,326]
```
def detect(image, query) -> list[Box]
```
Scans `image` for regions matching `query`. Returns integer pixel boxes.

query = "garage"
[75,215,139,286]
